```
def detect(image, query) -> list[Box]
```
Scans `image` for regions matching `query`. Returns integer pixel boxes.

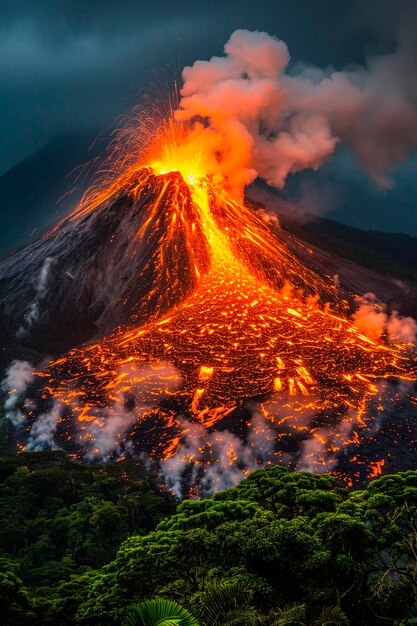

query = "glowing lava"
[15,116,417,496]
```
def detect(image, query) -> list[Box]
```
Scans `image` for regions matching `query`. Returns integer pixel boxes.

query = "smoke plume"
[161,411,277,498]
[1,360,34,426]
[177,28,417,195]
[17,256,56,337]
[76,361,182,462]
[352,293,417,345]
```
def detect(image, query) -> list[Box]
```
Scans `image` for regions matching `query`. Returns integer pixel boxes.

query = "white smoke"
[1,359,63,449]
[1,360,34,426]
[177,27,417,195]
[2,359,182,459]
[352,292,417,345]
[17,256,56,337]
[257,207,280,225]
[74,361,182,461]
[25,402,63,452]
[297,418,353,473]
[161,411,276,498]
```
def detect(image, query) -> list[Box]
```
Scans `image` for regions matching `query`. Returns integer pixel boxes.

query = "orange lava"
[24,114,416,491]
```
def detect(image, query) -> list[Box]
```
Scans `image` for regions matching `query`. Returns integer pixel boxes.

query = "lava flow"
[15,114,417,496]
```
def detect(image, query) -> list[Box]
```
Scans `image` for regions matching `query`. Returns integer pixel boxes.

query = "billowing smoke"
[1,360,64,447]
[1,360,34,426]
[176,27,417,195]
[26,402,63,452]
[1,360,182,459]
[297,419,353,473]
[353,292,417,345]
[161,412,277,498]
[17,256,56,337]
[3,357,415,496]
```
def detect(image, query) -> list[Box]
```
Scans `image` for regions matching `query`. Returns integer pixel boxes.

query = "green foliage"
[312,606,349,626]
[1,454,416,625]
[0,452,175,588]
[125,598,199,626]
[195,577,256,625]
[259,603,306,625]
[0,564,35,625]
[400,603,417,625]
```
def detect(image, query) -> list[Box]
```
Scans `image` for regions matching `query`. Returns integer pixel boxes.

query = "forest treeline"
[0,451,416,625]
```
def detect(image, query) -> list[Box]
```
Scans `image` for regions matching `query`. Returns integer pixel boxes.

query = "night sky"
[1,0,416,240]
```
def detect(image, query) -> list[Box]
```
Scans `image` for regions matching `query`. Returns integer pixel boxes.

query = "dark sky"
[1,0,416,235]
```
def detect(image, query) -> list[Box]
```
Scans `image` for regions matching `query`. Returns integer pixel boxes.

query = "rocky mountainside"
[1,169,417,366]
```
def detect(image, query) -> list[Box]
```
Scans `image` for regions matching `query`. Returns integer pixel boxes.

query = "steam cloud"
[353,293,417,345]
[2,358,415,496]
[17,256,56,337]
[161,411,277,498]
[1,360,34,426]
[76,361,182,462]
[177,28,417,194]
[1,360,182,458]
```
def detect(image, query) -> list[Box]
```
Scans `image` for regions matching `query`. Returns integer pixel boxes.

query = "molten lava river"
[17,130,417,496]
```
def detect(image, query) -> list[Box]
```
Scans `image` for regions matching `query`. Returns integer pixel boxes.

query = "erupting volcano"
[3,27,417,496]
[2,109,414,497]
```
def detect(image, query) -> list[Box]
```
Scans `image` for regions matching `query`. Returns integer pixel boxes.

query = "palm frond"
[198,578,255,626]
[125,598,200,626]
[312,605,349,626]
[221,605,259,625]
[259,602,306,625]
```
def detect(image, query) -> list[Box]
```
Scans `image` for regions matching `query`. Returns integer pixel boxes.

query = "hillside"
[0,132,100,256]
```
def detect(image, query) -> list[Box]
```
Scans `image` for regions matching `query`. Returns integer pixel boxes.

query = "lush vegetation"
[0,452,416,625]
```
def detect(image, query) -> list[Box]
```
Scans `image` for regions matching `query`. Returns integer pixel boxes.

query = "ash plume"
[177,26,417,195]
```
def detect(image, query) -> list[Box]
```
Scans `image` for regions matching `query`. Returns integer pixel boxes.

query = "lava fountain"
[11,105,417,496]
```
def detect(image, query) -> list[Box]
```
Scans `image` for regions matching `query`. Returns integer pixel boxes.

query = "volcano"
[0,167,340,350]
[1,131,417,496]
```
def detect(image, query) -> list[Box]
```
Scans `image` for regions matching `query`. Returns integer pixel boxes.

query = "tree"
[89,500,127,549]
[0,565,35,625]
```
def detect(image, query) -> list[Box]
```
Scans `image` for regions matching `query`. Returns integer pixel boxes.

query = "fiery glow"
[16,105,417,497]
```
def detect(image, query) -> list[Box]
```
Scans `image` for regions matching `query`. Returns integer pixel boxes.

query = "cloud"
[176,26,417,196]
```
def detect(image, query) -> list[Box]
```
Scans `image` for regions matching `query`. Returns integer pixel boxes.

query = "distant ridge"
[0,131,101,255]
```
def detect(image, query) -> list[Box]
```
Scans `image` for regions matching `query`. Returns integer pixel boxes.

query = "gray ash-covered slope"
[0,169,210,354]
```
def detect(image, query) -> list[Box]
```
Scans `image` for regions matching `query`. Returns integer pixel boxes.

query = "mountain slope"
[0,132,100,255]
